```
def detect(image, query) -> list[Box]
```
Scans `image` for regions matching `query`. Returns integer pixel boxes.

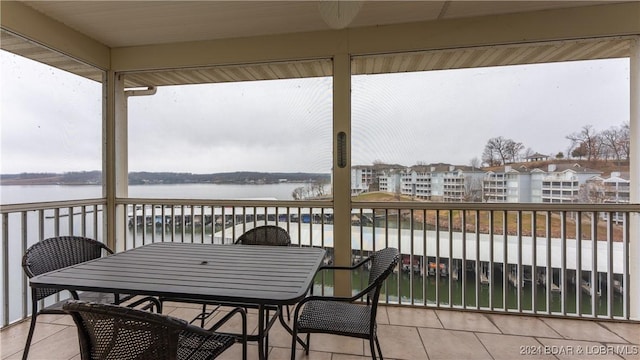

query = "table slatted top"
[30,243,326,305]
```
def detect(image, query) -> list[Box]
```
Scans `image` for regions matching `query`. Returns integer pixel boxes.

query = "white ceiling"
[20,1,620,48]
[2,1,633,87]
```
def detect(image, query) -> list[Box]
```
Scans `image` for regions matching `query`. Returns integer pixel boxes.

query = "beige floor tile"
[305,333,364,356]
[600,322,640,345]
[214,343,260,360]
[331,355,372,360]
[488,314,560,337]
[3,305,638,360]
[253,317,297,349]
[5,326,79,360]
[541,318,628,343]
[537,338,626,360]
[370,324,428,360]
[376,306,390,324]
[602,344,640,360]
[419,327,492,360]
[205,310,260,337]
[1,320,67,359]
[476,333,556,360]
[34,314,75,326]
[387,306,441,328]
[435,310,500,333]
[269,347,332,360]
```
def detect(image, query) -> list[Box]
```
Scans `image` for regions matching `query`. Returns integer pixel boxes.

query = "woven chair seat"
[177,331,236,360]
[297,300,371,337]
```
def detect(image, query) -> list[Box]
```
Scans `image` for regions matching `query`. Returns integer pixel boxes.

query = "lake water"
[0,183,305,204]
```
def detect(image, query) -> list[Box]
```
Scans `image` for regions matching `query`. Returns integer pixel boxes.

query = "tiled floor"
[2,302,638,360]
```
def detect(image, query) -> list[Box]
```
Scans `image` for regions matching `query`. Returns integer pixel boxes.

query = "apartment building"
[604,172,631,204]
[378,169,403,194]
[396,164,484,202]
[541,164,601,203]
[356,162,605,204]
[351,165,373,195]
[399,165,432,199]
[483,165,534,203]
[585,171,631,222]
[353,164,405,196]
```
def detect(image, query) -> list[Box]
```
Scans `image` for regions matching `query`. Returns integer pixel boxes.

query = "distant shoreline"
[0,171,331,186]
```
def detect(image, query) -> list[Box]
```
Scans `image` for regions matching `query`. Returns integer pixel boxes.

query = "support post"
[629,36,639,320]
[104,71,128,252]
[333,52,352,297]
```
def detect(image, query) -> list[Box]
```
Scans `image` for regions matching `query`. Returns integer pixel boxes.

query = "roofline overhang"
[2,2,638,78]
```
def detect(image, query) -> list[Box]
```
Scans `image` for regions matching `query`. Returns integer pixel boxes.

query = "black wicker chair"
[234,225,291,246]
[290,247,400,360]
[21,236,160,360]
[235,225,292,320]
[63,300,247,360]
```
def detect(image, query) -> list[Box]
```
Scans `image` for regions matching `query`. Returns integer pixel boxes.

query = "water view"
[1,184,626,322]
[0,183,304,204]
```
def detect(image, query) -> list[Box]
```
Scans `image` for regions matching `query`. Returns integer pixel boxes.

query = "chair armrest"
[317,256,371,272]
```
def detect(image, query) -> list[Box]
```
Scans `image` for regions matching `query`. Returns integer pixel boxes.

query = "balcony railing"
[1,199,638,328]
[1,199,106,327]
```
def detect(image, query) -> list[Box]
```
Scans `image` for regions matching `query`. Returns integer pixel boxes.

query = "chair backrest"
[235,225,291,246]
[22,236,112,301]
[64,300,185,360]
[365,247,400,304]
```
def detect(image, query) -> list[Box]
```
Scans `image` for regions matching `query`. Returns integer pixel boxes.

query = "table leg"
[258,304,266,360]
[278,305,307,349]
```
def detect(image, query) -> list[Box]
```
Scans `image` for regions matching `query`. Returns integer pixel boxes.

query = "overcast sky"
[0,50,630,174]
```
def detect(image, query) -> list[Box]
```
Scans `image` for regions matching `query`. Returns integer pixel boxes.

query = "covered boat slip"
[214,222,626,274]
[127,205,627,273]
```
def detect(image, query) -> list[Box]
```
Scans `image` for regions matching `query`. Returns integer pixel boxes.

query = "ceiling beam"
[111,2,639,72]
[0,1,110,70]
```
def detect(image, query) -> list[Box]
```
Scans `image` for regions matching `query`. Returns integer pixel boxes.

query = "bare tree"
[620,122,630,161]
[482,137,508,166]
[566,125,601,162]
[505,140,524,163]
[462,176,483,202]
[292,180,328,200]
[571,142,588,159]
[469,157,481,169]
[578,180,607,204]
[482,137,523,165]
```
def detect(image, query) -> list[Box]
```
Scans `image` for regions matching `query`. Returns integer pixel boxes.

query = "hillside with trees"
[481,122,629,167]
[0,171,330,186]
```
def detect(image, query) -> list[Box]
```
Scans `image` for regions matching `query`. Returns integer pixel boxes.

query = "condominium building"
[587,172,631,223]
[483,165,533,203]
[351,165,373,195]
[352,164,405,196]
[540,164,601,203]
[354,162,605,204]
[399,164,484,202]
[603,172,631,204]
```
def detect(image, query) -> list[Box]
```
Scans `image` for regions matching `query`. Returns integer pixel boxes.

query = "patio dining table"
[28,242,327,360]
